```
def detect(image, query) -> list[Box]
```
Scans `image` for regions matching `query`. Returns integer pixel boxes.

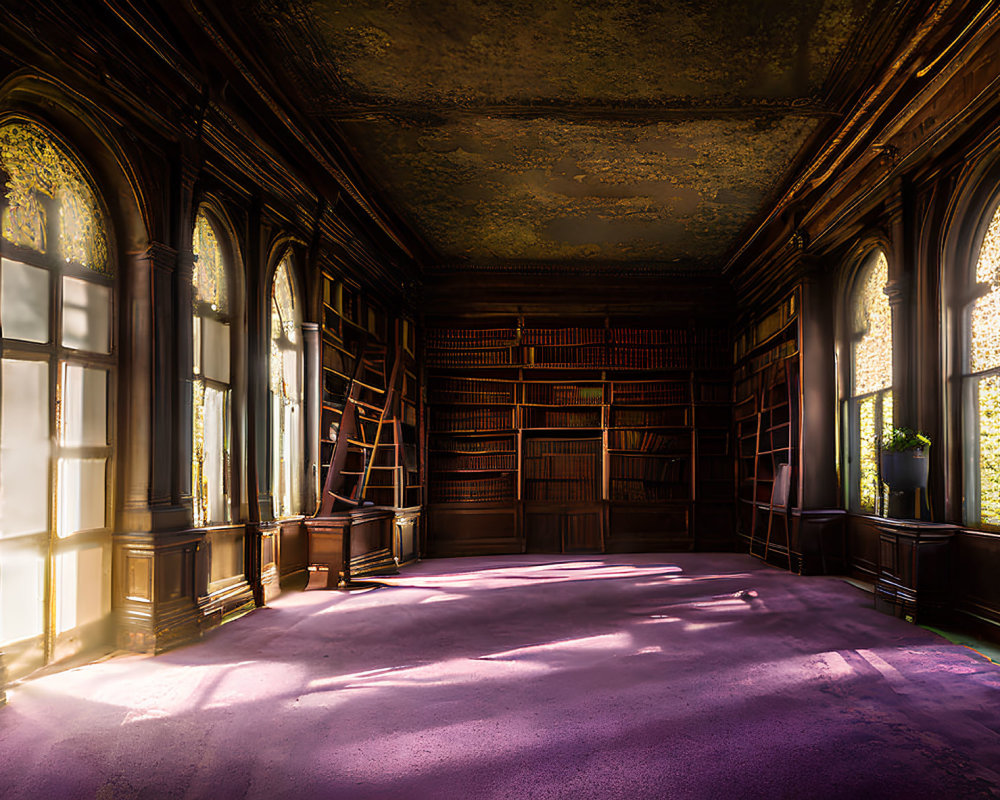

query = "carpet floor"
[1,553,1000,799]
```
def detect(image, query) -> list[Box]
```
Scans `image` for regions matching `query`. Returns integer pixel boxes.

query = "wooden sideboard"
[873,518,958,623]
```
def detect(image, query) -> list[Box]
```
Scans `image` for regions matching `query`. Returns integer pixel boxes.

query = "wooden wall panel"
[952,531,1000,631]
[846,515,880,583]
[427,503,521,556]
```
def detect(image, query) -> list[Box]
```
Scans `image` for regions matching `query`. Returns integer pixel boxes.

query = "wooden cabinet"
[525,504,604,553]
[305,507,395,588]
[874,518,958,623]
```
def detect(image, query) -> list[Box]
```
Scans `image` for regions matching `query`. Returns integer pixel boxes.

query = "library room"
[2,2,1000,798]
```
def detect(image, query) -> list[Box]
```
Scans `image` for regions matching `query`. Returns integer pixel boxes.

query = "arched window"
[0,119,115,666]
[964,202,1000,527]
[270,254,302,517]
[191,208,231,526]
[846,250,893,513]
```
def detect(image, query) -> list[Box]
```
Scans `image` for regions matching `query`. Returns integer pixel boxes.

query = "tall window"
[0,120,115,663]
[191,209,231,526]
[270,254,302,517]
[846,250,893,513]
[964,202,1000,527]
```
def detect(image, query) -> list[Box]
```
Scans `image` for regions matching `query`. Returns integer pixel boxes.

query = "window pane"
[1,258,49,343]
[852,252,892,395]
[54,542,109,634]
[193,381,229,526]
[858,395,878,513]
[202,316,230,384]
[192,315,202,377]
[977,375,1000,526]
[61,364,107,446]
[0,539,45,645]
[971,205,1000,373]
[61,276,110,353]
[1,359,50,538]
[192,211,228,315]
[57,457,106,537]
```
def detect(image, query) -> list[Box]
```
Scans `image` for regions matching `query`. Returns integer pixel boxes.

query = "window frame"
[0,116,117,662]
[268,249,304,520]
[959,194,1000,530]
[190,203,239,528]
[842,248,894,515]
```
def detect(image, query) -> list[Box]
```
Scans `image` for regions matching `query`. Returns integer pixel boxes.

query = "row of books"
[733,291,797,362]
[427,349,515,367]
[521,408,602,428]
[523,345,606,367]
[427,408,706,431]
[606,348,690,370]
[609,328,688,345]
[610,480,688,503]
[611,381,690,405]
[611,408,690,428]
[430,453,517,472]
[425,349,714,370]
[610,457,686,483]
[429,377,516,405]
[523,455,600,480]
[429,435,515,454]
[523,438,602,458]
[425,379,726,407]
[425,328,517,350]
[430,475,516,503]
[522,327,606,346]
[431,408,514,432]
[609,430,687,452]
[523,383,604,405]
[523,481,600,502]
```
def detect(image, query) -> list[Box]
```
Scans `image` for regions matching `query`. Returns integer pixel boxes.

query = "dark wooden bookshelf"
[308,272,422,585]
[734,289,801,570]
[423,317,733,555]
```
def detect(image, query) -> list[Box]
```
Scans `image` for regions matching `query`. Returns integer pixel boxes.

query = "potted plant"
[880,427,931,491]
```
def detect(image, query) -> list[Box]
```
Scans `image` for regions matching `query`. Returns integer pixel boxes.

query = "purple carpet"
[1,554,999,799]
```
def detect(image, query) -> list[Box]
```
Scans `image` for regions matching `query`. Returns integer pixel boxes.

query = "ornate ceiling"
[228,0,880,270]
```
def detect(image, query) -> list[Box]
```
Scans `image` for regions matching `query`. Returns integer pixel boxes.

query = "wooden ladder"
[318,336,387,515]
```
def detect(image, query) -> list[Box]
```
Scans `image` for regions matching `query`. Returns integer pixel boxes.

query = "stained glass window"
[270,255,302,518]
[0,121,109,273]
[192,211,227,314]
[191,208,231,527]
[966,204,1000,526]
[847,251,893,513]
[0,120,114,665]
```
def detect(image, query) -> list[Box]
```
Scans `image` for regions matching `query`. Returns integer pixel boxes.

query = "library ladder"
[319,337,387,514]
[356,342,404,501]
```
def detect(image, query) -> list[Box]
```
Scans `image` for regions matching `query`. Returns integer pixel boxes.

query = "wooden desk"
[873,518,958,623]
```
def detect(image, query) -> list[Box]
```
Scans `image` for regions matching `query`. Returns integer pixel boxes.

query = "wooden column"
[794,257,848,574]
[114,240,204,652]
[303,322,321,515]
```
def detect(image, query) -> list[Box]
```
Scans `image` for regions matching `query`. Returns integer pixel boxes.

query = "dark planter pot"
[880,448,929,491]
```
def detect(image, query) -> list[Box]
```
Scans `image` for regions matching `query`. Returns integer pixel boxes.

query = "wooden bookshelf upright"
[734,289,801,569]
[423,318,733,556]
[306,272,421,587]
